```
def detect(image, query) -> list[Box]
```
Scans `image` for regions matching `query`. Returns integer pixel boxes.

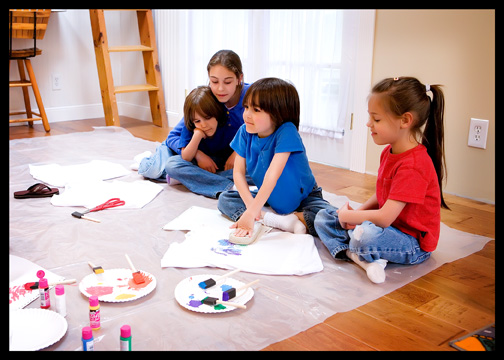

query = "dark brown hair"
[243,77,300,130]
[183,86,226,131]
[372,76,449,209]
[207,49,243,93]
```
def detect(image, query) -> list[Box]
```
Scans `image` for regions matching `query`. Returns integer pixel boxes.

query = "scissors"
[71,198,126,223]
[86,198,126,213]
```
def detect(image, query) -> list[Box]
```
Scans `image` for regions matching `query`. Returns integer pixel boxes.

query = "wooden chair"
[9,9,51,132]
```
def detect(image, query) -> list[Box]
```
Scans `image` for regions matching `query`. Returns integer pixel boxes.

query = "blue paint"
[220,284,233,291]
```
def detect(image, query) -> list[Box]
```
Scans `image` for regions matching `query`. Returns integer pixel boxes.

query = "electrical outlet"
[468,118,489,149]
[52,73,62,91]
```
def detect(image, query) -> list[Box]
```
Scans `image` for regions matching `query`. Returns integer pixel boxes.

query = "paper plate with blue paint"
[174,274,254,314]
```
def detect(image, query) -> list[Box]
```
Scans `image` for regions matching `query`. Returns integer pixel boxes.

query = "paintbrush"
[24,278,76,290]
[198,268,241,289]
[125,254,145,284]
[88,261,105,280]
[201,296,247,309]
[72,211,101,223]
[222,279,260,301]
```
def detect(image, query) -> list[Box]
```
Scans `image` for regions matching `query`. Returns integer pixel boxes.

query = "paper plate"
[10,309,68,351]
[79,268,156,302]
[174,274,254,314]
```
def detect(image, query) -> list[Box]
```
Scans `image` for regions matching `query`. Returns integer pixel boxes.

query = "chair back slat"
[9,9,51,40]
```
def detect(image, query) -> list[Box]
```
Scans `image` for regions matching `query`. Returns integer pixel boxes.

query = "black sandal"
[14,183,59,199]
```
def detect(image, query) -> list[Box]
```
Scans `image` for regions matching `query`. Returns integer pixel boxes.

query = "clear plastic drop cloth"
[9,127,493,350]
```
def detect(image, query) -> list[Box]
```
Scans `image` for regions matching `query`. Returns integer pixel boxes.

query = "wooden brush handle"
[124,254,137,272]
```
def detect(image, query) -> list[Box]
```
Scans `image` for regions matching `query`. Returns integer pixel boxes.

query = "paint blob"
[85,286,114,297]
[220,284,232,291]
[210,239,243,256]
[127,273,153,290]
[115,293,136,300]
[188,300,202,308]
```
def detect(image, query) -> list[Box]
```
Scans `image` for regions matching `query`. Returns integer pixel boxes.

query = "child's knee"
[314,208,337,226]
[349,221,382,246]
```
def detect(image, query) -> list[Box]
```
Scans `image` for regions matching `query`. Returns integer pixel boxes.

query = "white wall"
[9,10,155,124]
[369,10,495,203]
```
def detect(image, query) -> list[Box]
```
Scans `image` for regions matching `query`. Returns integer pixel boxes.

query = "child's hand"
[193,128,207,139]
[229,209,260,237]
[224,152,237,171]
[194,151,218,173]
[337,202,356,230]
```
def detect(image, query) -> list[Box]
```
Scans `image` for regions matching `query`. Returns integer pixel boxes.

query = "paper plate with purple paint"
[174,274,254,314]
[79,268,156,302]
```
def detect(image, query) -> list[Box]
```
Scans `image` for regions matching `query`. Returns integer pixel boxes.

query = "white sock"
[262,212,306,234]
[346,250,387,284]
[130,151,152,170]
[166,175,181,186]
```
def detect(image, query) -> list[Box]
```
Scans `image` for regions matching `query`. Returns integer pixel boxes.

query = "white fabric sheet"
[161,206,323,275]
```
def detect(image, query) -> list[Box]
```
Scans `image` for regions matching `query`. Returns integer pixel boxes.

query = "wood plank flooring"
[10,117,495,351]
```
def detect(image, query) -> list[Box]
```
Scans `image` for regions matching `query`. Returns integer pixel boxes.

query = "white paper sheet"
[29,160,130,187]
[9,255,65,311]
[50,179,163,209]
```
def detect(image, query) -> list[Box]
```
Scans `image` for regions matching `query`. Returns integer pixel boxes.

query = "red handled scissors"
[71,198,125,223]
[87,198,126,213]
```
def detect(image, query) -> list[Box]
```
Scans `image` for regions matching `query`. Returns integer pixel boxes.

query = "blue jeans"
[138,143,175,181]
[314,208,431,265]
[165,155,235,198]
[138,143,254,199]
[217,185,335,237]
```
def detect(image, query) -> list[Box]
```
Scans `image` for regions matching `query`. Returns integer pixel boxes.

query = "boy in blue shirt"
[218,77,335,239]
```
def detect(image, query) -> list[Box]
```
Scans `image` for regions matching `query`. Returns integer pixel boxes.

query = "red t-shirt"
[376,144,441,252]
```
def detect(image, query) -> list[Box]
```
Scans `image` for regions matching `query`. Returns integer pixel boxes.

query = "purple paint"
[188,300,202,308]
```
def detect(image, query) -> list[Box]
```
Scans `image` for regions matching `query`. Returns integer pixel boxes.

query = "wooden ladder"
[89,9,167,127]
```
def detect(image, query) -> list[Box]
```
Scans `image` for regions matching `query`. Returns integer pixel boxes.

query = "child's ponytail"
[371,77,449,209]
[423,84,449,209]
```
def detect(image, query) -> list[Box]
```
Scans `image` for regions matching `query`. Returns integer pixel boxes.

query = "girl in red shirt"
[314,77,449,283]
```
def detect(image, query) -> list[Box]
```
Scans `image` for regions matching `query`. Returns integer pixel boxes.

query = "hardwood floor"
[10,118,495,351]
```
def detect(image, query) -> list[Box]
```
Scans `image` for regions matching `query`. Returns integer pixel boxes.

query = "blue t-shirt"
[164,83,251,157]
[231,122,316,214]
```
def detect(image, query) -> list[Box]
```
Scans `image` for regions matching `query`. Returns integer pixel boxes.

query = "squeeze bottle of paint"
[82,326,94,351]
[89,296,101,330]
[119,325,132,351]
[38,277,50,309]
[54,285,66,317]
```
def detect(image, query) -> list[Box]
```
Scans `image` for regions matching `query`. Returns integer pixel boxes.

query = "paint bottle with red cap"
[89,296,100,330]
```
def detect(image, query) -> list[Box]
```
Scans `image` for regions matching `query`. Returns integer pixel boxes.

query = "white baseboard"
[9,102,181,127]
